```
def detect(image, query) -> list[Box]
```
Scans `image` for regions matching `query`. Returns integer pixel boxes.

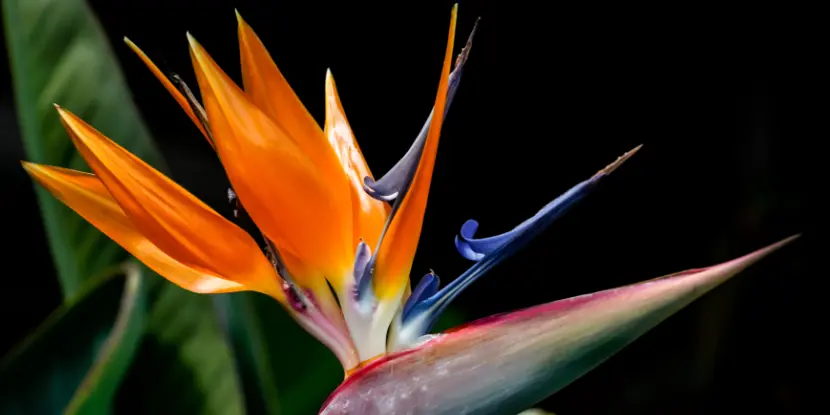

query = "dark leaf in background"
[115,280,245,414]
[0,263,145,415]
[216,293,340,415]
[2,0,165,298]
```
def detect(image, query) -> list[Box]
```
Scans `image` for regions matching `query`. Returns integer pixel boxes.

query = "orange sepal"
[54,106,280,298]
[123,38,212,146]
[236,13,320,147]
[187,34,354,289]
[235,13,352,216]
[21,162,271,296]
[325,70,389,250]
[372,5,458,300]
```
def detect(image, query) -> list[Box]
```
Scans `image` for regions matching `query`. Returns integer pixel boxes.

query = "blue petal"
[402,145,642,335]
[405,177,600,331]
[362,112,432,201]
[402,272,441,321]
[453,220,486,261]
[455,189,591,261]
[353,240,372,298]
[363,20,478,202]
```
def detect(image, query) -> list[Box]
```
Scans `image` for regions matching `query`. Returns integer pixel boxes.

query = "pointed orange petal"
[372,6,458,300]
[54,107,280,297]
[325,70,389,249]
[235,12,317,139]
[235,13,351,203]
[22,162,258,296]
[123,38,212,146]
[187,34,353,289]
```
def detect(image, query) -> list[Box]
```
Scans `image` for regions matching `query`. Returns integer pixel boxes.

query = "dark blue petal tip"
[407,146,642,336]
[353,241,373,300]
[360,26,478,204]
[453,145,643,262]
[402,272,441,322]
[363,176,399,201]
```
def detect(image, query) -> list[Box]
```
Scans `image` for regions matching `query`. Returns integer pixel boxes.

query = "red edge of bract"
[321,264,719,409]
[321,347,423,410]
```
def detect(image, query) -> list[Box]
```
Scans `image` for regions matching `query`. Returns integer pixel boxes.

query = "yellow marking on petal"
[21,162,280,298]
[372,5,458,300]
[279,247,352,340]
[187,34,354,290]
[54,106,280,298]
[344,353,385,378]
[123,37,212,146]
[325,70,390,250]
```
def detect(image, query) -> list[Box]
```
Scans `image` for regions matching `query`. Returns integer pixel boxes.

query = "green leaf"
[114,280,245,415]
[214,294,284,415]
[0,262,146,415]
[2,0,166,299]
[215,293,341,415]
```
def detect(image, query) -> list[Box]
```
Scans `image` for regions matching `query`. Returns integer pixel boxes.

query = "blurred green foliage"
[114,280,245,414]
[0,264,144,414]
[2,0,163,299]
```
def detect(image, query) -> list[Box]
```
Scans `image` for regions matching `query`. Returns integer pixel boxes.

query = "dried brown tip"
[455,17,481,68]
[170,74,214,145]
[596,144,643,176]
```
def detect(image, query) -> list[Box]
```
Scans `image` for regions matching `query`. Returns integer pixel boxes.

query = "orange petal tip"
[186,31,199,48]
[187,33,211,64]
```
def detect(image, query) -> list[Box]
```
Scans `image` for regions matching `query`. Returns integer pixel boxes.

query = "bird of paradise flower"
[22,4,797,414]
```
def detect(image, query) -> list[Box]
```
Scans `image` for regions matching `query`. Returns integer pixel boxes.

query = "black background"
[1,1,819,413]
